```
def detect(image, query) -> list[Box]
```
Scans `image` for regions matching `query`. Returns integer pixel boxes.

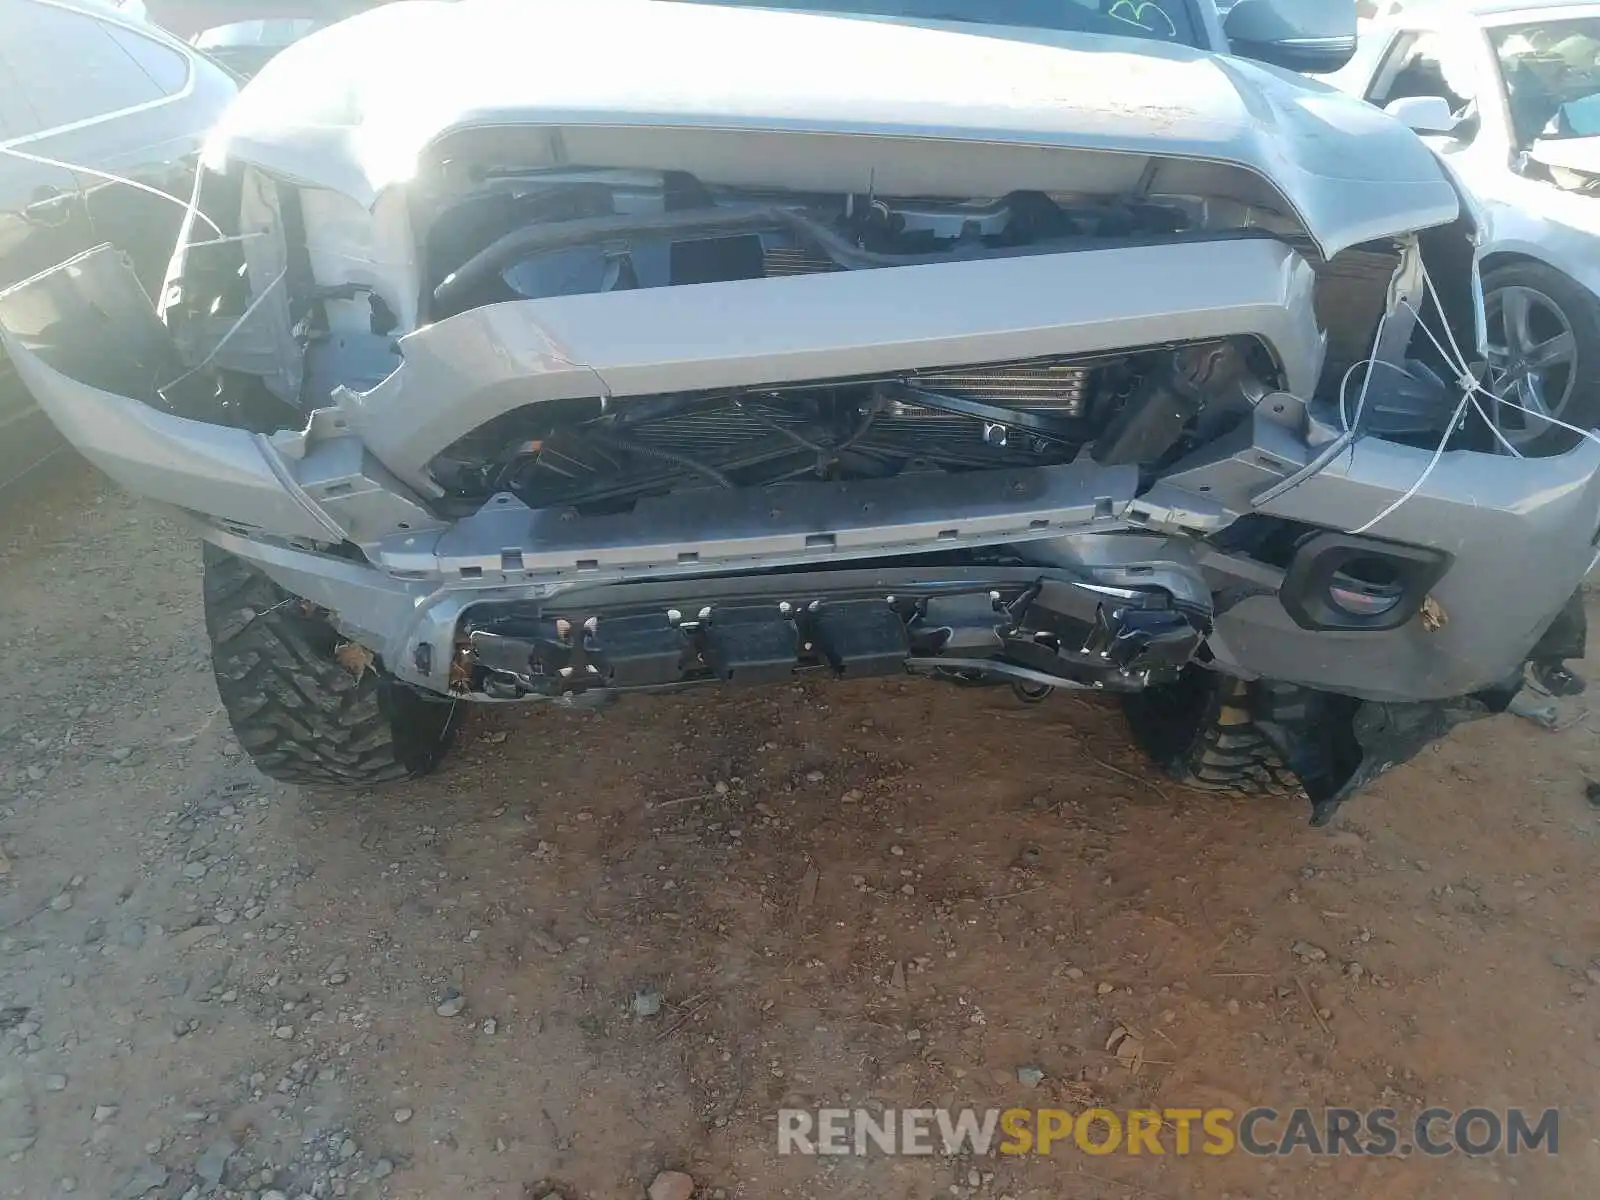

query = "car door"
[1,0,237,294]
[0,34,98,490]
[1354,25,1521,224]
[0,0,236,490]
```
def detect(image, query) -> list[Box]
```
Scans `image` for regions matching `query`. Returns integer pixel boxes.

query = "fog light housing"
[1280,534,1449,632]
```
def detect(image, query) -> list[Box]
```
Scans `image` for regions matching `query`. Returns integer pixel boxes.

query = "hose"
[430,201,1265,312]
[584,426,734,490]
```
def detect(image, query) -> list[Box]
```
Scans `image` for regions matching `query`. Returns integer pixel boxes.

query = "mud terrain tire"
[1121,670,1300,796]
[202,545,460,786]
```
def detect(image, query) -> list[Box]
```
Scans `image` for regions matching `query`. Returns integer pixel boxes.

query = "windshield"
[1491,17,1600,146]
[665,0,1203,48]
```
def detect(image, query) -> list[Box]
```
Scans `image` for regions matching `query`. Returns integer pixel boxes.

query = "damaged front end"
[3,114,1597,821]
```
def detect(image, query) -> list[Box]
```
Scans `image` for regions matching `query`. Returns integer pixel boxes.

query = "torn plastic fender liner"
[0,246,341,543]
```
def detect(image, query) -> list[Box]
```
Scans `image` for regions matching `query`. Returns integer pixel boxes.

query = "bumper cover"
[3,244,1599,707]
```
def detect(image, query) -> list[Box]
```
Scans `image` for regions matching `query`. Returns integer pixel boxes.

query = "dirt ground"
[3,467,1600,1200]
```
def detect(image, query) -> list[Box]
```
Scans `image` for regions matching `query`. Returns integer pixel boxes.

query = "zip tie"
[1401,301,1522,457]
[0,143,224,239]
[183,233,270,249]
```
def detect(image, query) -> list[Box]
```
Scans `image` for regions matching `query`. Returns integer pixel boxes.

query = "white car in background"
[1326,0,1600,452]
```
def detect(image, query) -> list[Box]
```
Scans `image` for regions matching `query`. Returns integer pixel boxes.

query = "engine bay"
[419,170,1274,512]
[421,169,1204,316]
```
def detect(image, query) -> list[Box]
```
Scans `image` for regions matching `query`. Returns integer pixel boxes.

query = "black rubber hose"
[584,426,734,490]
[431,205,785,311]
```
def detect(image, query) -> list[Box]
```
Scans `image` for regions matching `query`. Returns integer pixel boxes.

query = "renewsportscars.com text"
[777,1106,1558,1157]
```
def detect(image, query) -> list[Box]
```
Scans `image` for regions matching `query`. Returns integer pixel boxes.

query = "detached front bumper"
[3,243,1599,707]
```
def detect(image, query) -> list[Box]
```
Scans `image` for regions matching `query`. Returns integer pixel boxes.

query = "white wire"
[1402,300,1523,458]
[1338,355,1418,434]
[1345,255,1566,534]
[0,143,224,239]
[1345,275,1496,534]
[1344,303,1390,434]
[0,143,291,396]
[1348,378,1475,535]
[183,233,268,249]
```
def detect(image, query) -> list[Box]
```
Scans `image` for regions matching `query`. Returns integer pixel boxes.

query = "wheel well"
[1481,250,1556,277]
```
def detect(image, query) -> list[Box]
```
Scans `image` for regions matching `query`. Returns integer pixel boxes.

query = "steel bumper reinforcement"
[456,564,1209,703]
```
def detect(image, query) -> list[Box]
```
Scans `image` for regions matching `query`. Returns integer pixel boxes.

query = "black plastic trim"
[1279,532,1450,633]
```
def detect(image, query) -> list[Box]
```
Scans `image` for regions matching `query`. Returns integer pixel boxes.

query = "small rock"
[195,1136,236,1187]
[1015,1066,1044,1088]
[631,988,663,1018]
[110,748,133,762]
[181,863,208,880]
[118,1161,167,1198]
[1063,967,1084,981]
[1225,999,1241,1015]
[273,1025,295,1040]
[1346,962,1365,980]
[481,1017,498,1036]
[43,1075,67,1093]
[58,1178,76,1194]
[648,1170,696,1200]
[435,993,466,1018]
[326,972,348,986]
[804,770,824,784]
[0,1072,39,1156]
[93,1104,119,1124]
[48,893,73,912]
[1586,966,1600,987]
[373,1159,394,1178]
[213,909,236,926]
[339,1138,358,1160]
[1096,982,1114,995]
[260,1191,288,1200]
[393,1108,413,1124]
[527,930,565,955]
[1292,941,1328,962]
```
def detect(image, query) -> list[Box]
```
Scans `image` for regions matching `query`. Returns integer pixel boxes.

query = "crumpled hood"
[208,0,1459,258]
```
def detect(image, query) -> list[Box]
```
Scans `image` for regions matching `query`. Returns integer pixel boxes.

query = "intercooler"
[620,358,1095,463]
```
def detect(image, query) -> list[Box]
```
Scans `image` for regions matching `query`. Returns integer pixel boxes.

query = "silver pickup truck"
[2,0,1594,823]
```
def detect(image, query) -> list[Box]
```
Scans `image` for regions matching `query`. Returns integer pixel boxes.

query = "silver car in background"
[1326,0,1600,452]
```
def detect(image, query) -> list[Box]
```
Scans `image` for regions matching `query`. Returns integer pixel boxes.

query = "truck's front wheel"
[1121,670,1300,796]
[202,545,460,786]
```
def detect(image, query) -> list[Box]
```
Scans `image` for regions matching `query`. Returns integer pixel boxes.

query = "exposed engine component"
[414,171,1272,515]
[423,171,1197,316]
[428,339,1258,513]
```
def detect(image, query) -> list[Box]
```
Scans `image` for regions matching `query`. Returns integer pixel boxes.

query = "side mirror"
[1384,95,1458,135]
[1224,0,1358,73]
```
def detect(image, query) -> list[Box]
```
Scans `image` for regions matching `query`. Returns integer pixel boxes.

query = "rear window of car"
[106,22,191,94]
[0,0,189,136]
